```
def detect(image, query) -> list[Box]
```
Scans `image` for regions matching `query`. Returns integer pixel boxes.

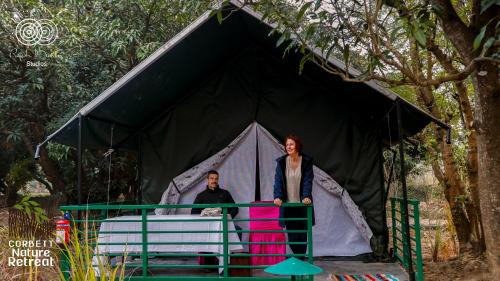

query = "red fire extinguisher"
[56,219,70,244]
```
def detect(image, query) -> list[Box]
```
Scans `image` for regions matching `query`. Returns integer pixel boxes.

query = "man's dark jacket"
[191,186,239,218]
[273,154,315,227]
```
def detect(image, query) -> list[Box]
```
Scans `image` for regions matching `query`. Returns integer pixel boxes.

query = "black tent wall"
[141,46,386,241]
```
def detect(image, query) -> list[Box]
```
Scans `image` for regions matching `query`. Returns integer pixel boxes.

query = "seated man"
[191,170,238,219]
[191,170,240,273]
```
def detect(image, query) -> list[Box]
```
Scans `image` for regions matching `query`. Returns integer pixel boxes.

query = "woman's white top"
[285,156,302,203]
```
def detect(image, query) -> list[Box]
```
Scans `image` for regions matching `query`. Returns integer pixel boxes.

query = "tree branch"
[429,0,476,63]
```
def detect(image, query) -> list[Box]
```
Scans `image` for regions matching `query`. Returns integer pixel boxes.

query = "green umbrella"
[265,257,323,280]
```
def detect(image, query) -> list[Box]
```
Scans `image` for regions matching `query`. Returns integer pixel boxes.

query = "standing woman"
[273,135,315,257]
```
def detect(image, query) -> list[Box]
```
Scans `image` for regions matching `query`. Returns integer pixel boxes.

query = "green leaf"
[261,10,271,22]
[473,25,487,50]
[314,0,322,11]
[216,10,223,24]
[297,2,312,21]
[305,24,316,40]
[390,26,404,43]
[343,44,350,64]
[325,44,335,60]
[284,40,297,57]
[480,0,499,14]
[29,200,40,206]
[299,53,312,74]
[483,37,495,50]
[412,24,427,46]
[276,34,287,47]
[25,207,32,217]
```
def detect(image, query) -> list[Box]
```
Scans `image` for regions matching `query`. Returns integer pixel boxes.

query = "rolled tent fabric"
[155,122,256,215]
[155,123,258,249]
[255,123,373,256]
[155,122,372,256]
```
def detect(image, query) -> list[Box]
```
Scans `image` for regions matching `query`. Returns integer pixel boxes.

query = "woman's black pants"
[284,206,308,255]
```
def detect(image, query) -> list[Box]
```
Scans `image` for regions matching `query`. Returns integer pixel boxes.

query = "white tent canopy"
[155,122,373,256]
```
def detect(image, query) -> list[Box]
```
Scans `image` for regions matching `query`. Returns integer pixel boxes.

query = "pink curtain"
[249,201,286,265]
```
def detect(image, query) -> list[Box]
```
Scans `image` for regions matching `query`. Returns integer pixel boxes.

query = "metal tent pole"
[137,133,143,205]
[255,127,261,201]
[379,133,389,255]
[77,114,83,220]
[396,100,415,281]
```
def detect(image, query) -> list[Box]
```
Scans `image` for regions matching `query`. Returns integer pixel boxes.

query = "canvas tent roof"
[39,0,447,151]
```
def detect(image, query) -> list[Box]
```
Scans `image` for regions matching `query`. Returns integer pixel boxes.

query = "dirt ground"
[391,200,494,281]
[424,250,492,280]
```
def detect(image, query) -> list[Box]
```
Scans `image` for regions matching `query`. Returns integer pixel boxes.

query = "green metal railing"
[59,203,314,281]
[390,197,424,281]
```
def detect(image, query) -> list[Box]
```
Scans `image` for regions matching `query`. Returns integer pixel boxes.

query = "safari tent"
[37,0,448,257]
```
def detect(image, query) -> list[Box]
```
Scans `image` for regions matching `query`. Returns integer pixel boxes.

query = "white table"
[93,214,243,274]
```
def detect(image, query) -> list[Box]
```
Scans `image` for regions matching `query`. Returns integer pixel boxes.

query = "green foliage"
[473,25,488,50]
[481,0,500,14]
[0,138,30,197]
[5,159,35,188]
[4,159,38,205]
[0,0,205,203]
[13,195,49,223]
[473,16,499,53]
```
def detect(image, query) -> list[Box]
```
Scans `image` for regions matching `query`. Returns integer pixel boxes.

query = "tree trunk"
[440,128,473,246]
[22,123,67,196]
[427,43,484,248]
[456,82,483,242]
[455,81,484,250]
[414,84,473,249]
[431,0,499,268]
[473,62,500,277]
[430,158,472,246]
[6,184,19,207]
[37,146,66,195]
[410,44,474,249]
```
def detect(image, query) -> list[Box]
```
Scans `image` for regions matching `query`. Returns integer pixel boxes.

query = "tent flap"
[156,122,373,256]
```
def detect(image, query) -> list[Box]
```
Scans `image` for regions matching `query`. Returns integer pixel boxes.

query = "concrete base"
[119,257,409,280]
[312,260,409,281]
[250,260,408,281]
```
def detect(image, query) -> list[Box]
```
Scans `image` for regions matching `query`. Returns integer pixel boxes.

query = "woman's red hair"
[284,135,303,154]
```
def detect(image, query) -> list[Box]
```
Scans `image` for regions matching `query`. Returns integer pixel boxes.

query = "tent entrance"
[155,122,372,257]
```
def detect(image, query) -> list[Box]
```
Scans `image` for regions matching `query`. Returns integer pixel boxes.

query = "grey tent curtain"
[155,122,372,256]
